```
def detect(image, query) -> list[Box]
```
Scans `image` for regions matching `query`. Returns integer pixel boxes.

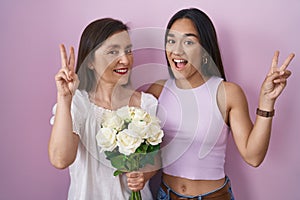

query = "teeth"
[173,59,186,63]
[114,69,128,73]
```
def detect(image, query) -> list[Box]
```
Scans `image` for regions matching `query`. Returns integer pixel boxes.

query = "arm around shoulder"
[146,79,167,99]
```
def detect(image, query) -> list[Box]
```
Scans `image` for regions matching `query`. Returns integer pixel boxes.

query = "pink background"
[1,0,299,199]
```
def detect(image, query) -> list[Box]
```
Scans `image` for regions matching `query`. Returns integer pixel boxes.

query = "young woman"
[147,8,295,200]
[49,18,157,200]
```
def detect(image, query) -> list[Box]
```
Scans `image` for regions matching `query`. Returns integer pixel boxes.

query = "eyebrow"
[125,44,133,49]
[185,33,198,38]
[106,44,132,49]
[167,32,198,39]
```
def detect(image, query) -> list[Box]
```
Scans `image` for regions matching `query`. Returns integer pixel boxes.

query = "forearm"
[143,170,159,183]
[231,97,275,167]
[126,154,161,191]
[48,97,78,169]
[245,115,273,167]
[244,90,276,166]
[143,153,161,182]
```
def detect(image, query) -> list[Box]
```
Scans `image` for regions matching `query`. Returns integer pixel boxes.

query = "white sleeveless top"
[50,89,158,200]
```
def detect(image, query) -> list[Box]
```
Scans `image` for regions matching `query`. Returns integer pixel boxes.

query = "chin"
[172,70,187,80]
[118,77,130,86]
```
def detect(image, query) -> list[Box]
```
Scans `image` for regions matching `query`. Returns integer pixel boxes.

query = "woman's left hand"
[126,171,146,192]
[260,51,295,104]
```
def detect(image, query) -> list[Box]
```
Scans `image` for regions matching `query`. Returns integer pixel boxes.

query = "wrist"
[259,90,276,108]
[258,98,275,111]
[57,94,72,105]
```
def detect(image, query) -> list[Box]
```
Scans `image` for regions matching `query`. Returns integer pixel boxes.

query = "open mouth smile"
[113,68,129,75]
[173,59,188,70]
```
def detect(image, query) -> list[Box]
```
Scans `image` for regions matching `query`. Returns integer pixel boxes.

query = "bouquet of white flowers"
[96,106,164,200]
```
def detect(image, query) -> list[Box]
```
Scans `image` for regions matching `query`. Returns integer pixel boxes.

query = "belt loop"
[198,196,202,200]
[167,187,171,200]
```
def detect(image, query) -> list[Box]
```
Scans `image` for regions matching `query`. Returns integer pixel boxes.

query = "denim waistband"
[161,176,230,199]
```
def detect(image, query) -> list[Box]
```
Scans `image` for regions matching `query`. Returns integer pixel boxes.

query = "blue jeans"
[156,176,235,200]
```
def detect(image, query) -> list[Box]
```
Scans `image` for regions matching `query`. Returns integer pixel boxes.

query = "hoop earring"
[89,65,94,70]
[202,57,208,65]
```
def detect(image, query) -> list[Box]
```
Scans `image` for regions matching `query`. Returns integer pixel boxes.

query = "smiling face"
[166,18,203,82]
[92,30,133,86]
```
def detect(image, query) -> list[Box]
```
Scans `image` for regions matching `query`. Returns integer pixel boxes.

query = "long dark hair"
[165,8,226,80]
[75,18,129,92]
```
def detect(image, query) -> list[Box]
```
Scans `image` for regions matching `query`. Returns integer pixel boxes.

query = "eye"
[125,48,132,55]
[108,50,119,55]
[184,40,195,45]
[166,38,175,45]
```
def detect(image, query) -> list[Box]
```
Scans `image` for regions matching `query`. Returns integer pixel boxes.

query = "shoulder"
[221,81,248,108]
[129,91,158,115]
[221,81,246,99]
[73,89,88,102]
[222,81,244,93]
[129,90,142,107]
[146,79,168,99]
[141,91,158,104]
[72,89,90,111]
[129,90,158,105]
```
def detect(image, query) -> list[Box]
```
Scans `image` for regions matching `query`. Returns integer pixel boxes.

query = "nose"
[118,53,131,65]
[170,42,184,55]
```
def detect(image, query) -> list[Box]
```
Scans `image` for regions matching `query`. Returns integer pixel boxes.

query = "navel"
[180,184,187,193]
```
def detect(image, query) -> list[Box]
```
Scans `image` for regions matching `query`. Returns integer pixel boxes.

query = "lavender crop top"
[157,76,230,180]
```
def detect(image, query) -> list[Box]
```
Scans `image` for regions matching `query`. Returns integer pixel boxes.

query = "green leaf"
[113,170,123,176]
[147,144,160,153]
[139,153,154,166]
[136,143,149,153]
[110,155,128,171]
[104,149,120,159]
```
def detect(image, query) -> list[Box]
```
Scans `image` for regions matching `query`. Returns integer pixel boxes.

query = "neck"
[175,72,206,89]
[90,81,126,109]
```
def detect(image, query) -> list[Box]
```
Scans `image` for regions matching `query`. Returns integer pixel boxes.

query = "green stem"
[129,191,142,200]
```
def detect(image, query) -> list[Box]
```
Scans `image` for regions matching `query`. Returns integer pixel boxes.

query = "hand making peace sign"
[261,51,295,101]
[55,44,79,99]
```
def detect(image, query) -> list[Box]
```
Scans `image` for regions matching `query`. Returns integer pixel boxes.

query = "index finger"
[68,46,75,72]
[59,44,68,68]
[279,53,295,71]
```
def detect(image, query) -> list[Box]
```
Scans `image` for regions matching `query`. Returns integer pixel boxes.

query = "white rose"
[116,129,143,155]
[128,120,148,138]
[149,115,161,125]
[132,108,151,123]
[146,123,164,145]
[116,106,132,122]
[96,127,117,152]
[102,110,124,131]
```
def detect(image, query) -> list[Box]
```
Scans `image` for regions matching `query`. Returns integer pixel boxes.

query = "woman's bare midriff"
[163,173,226,196]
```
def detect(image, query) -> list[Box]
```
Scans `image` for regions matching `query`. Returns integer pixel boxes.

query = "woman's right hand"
[55,44,79,99]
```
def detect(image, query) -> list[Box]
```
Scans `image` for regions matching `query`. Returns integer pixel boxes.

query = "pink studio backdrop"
[1,0,299,199]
